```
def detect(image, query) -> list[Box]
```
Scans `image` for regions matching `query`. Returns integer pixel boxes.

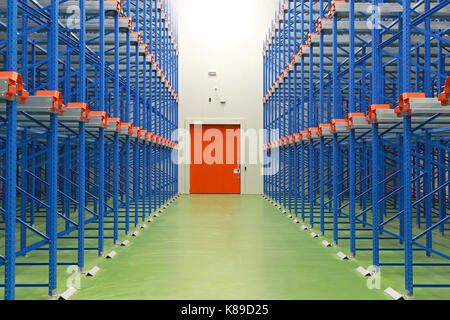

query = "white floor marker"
[336,251,349,260]
[86,266,100,277]
[356,266,372,277]
[384,287,405,300]
[105,251,117,259]
[58,287,77,300]
[322,240,333,247]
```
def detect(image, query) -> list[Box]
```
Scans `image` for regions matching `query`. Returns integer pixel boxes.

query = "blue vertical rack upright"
[0,0,179,300]
[263,0,449,297]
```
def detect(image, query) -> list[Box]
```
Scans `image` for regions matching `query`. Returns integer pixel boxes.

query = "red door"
[190,124,241,194]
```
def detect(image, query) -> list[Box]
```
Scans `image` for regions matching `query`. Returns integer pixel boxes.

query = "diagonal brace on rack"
[0,207,49,241]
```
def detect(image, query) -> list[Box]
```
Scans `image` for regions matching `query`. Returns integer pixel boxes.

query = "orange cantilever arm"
[138,129,148,139]
[0,71,24,101]
[394,92,426,116]
[367,104,391,123]
[66,102,90,122]
[35,90,65,115]
[88,111,108,128]
[107,117,122,132]
[330,119,348,133]
[119,122,132,135]
[346,113,366,128]
[438,77,450,106]
[18,89,29,104]
[318,124,331,136]
[308,127,319,139]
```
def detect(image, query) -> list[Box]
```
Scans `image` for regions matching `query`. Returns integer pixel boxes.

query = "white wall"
[177,0,278,194]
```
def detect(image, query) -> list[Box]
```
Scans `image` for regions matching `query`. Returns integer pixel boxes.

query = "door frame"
[184,118,246,195]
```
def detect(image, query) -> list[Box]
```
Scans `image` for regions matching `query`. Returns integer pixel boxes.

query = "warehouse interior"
[0,0,449,301]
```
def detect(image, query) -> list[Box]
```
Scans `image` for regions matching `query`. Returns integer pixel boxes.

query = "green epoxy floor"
[70,195,387,300]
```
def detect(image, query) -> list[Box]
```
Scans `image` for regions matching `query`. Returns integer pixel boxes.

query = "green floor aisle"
[71,195,387,300]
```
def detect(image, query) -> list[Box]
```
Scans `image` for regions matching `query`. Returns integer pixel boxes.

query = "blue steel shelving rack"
[0,0,179,300]
[263,0,449,297]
